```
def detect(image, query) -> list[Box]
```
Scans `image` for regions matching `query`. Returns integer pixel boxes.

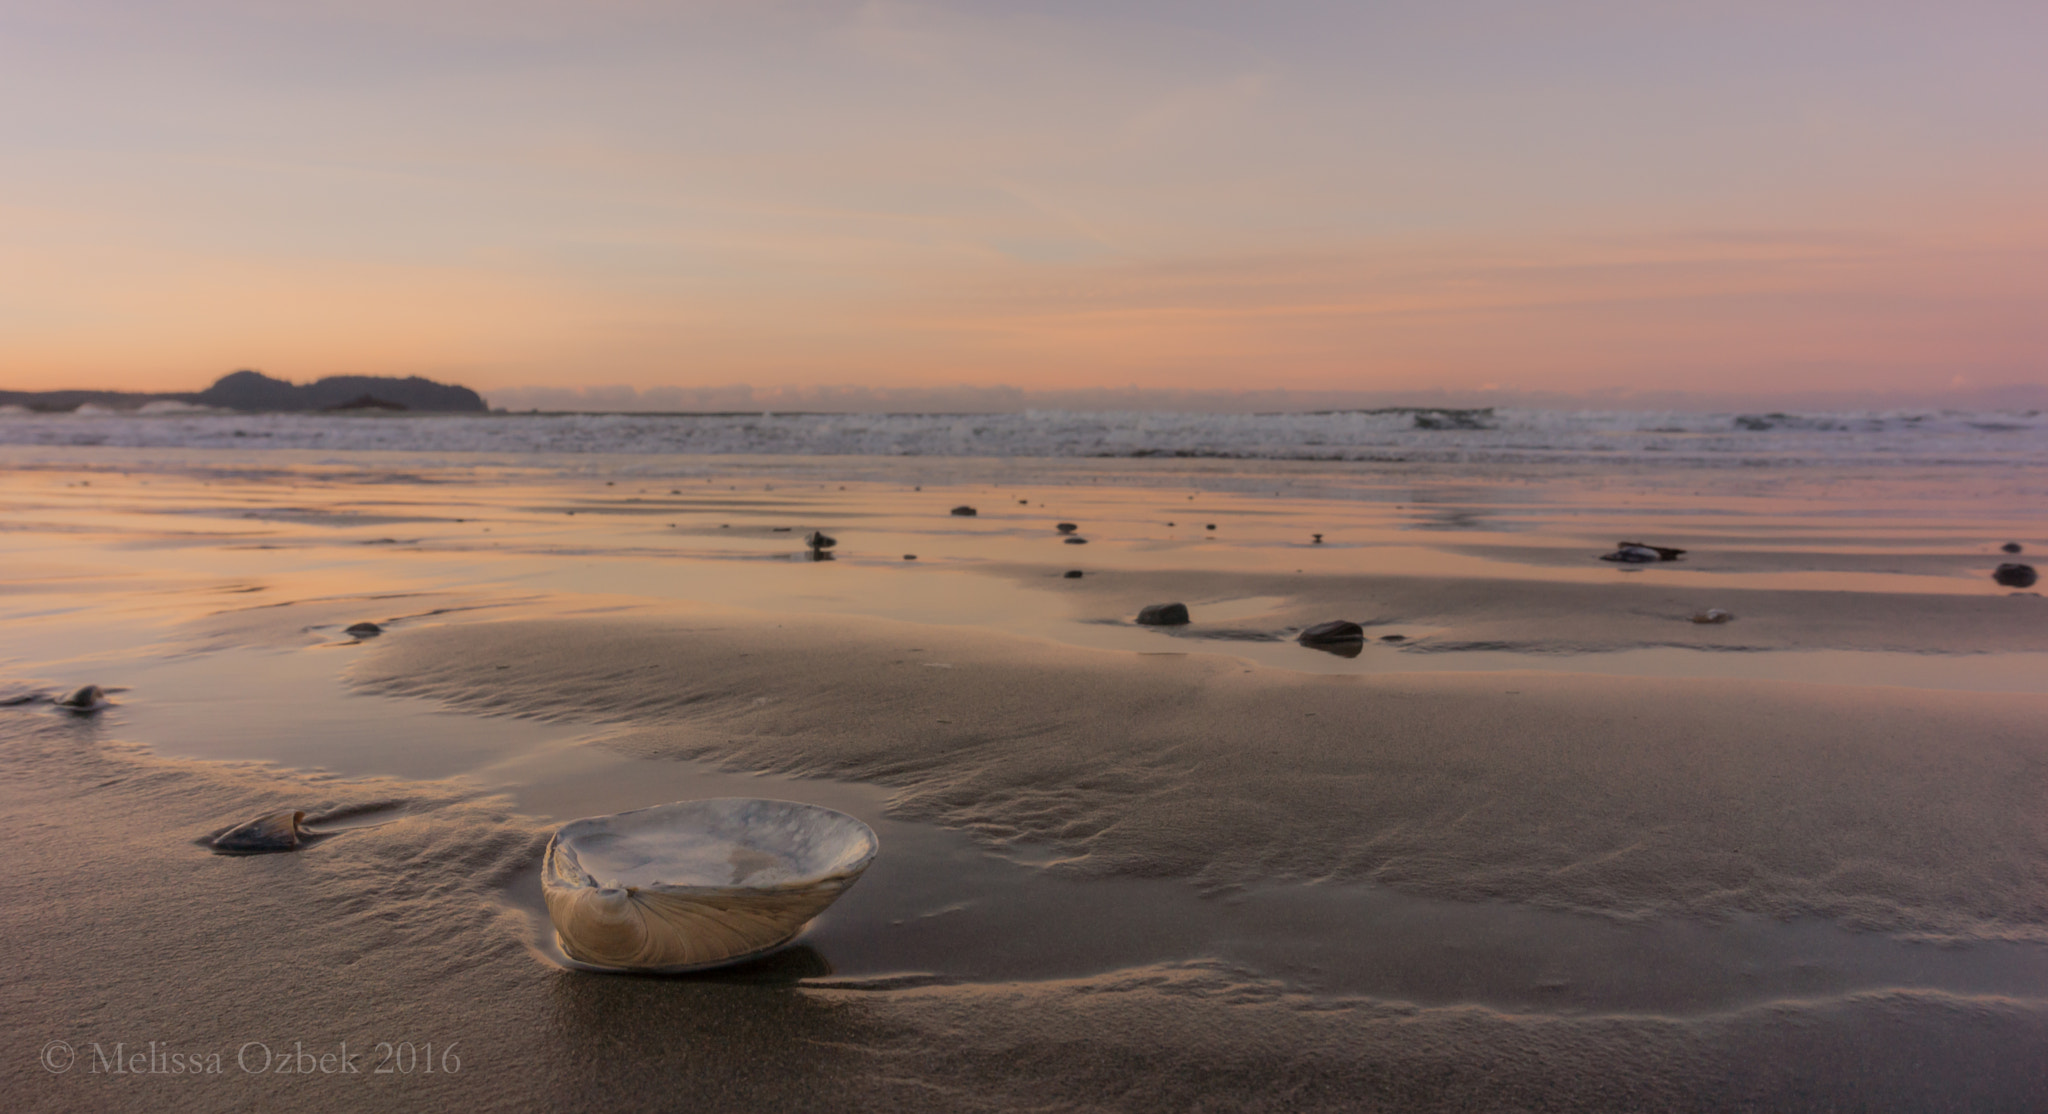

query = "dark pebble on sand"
[1993,563,2038,588]
[1056,522,1078,534]
[1205,524,1216,530]
[805,531,837,550]
[2003,542,2024,554]
[951,505,977,516]
[1136,602,1190,626]
[1297,620,1366,645]
[345,622,382,636]
[1312,534,1323,544]
[1621,540,1686,560]
[904,554,917,560]
[54,685,109,711]
[1380,634,1406,642]
[1601,544,1661,564]
[1063,570,1083,579]
[1064,537,1087,544]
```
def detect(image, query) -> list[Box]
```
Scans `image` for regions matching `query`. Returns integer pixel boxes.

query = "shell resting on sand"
[212,810,307,853]
[542,798,878,972]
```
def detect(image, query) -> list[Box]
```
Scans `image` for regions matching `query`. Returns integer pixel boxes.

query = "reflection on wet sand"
[3,446,2047,1110]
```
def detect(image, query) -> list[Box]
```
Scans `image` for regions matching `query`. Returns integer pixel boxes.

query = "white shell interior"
[542,798,878,972]
[559,799,873,890]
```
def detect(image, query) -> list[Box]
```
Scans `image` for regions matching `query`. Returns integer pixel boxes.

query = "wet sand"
[3,446,2045,1111]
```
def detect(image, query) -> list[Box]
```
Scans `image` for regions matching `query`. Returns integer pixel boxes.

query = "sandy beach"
[4,443,2046,1111]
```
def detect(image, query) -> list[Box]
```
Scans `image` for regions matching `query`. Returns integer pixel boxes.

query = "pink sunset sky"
[2,1,2043,409]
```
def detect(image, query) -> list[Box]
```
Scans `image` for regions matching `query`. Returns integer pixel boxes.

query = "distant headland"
[0,370,487,413]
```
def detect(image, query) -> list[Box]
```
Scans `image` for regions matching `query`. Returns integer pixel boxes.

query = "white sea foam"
[0,407,2041,468]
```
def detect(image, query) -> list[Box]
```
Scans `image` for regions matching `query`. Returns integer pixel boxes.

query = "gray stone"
[1297,620,1366,645]
[1136,603,1190,626]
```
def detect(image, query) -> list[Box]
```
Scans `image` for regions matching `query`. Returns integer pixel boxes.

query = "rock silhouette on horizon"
[0,369,486,413]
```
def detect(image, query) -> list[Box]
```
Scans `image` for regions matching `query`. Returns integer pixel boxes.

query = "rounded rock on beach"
[1136,602,1190,626]
[1297,620,1366,645]
[1992,563,2037,588]
[54,685,109,712]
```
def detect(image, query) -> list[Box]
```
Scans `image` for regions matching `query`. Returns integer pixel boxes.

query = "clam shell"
[542,798,878,973]
[212,809,307,853]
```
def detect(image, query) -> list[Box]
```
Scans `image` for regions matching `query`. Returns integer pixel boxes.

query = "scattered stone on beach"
[805,531,837,551]
[1056,522,1078,534]
[1205,524,1216,530]
[1600,544,1662,564]
[2003,542,2024,554]
[1993,563,2038,588]
[1136,602,1190,626]
[1616,540,1686,561]
[950,505,977,516]
[771,526,792,532]
[1063,570,1083,579]
[345,621,382,636]
[1297,620,1366,645]
[1691,609,1734,624]
[1379,634,1406,642]
[1312,534,1323,544]
[54,685,109,712]
[1064,537,1088,545]
[903,554,917,560]
[210,809,307,854]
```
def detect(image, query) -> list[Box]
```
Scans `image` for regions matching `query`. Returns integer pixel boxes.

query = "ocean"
[3,406,2044,470]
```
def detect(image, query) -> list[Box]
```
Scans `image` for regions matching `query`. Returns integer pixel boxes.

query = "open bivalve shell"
[542,798,879,973]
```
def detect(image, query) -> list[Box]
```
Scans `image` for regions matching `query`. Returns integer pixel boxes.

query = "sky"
[2,0,2044,409]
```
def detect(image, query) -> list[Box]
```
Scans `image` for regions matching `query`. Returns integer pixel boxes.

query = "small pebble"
[1297,620,1365,645]
[1311,534,1323,544]
[345,621,383,636]
[1063,570,1083,579]
[1064,537,1087,545]
[904,554,917,561]
[1379,634,1406,642]
[950,505,977,516]
[1056,522,1078,534]
[1993,563,2038,588]
[55,685,109,712]
[2003,542,2023,554]
[1136,602,1190,626]
[1205,524,1216,530]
